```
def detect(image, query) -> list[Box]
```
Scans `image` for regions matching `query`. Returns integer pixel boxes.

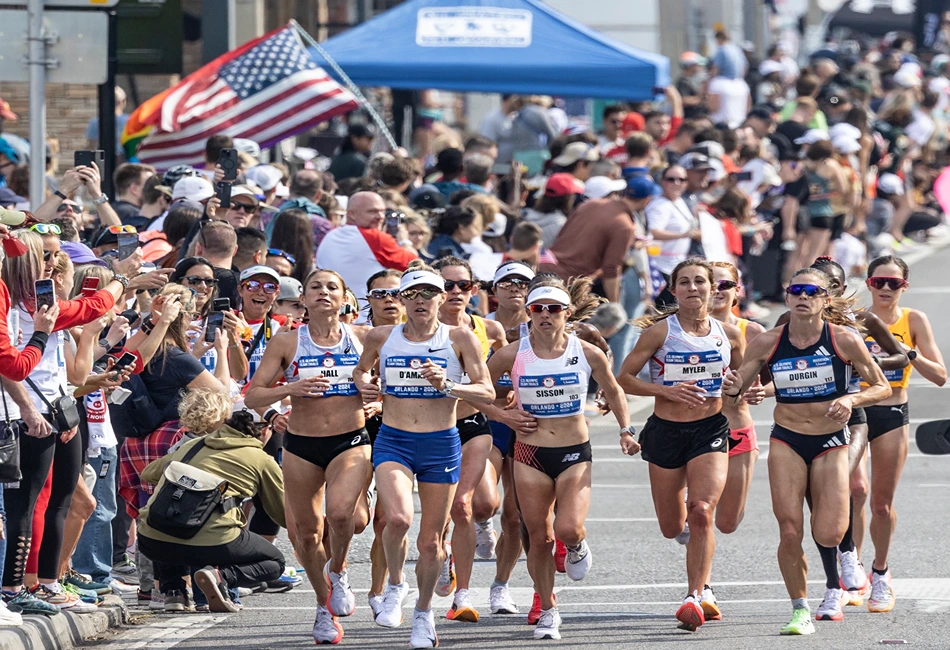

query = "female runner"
[431,257,507,623]
[487,276,635,641]
[859,255,945,613]
[245,269,374,645]
[354,266,494,649]
[722,266,890,636]
[617,259,744,631]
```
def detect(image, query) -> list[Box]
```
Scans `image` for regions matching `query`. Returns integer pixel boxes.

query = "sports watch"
[620,425,636,437]
[907,350,918,362]
[443,378,457,395]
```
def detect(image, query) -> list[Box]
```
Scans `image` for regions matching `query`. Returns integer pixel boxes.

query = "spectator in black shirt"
[110,163,155,222]
[676,52,709,119]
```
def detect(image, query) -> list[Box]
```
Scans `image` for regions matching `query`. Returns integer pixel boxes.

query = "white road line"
[586,517,657,522]
[917,483,950,487]
[106,615,228,650]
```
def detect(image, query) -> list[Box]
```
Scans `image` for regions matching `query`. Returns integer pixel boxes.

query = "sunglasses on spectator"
[184,276,218,287]
[786,284,827,297]
[495,279,529,291]
[230,202,256,214]
[663,176,687,183]
[242,280,278,294]
[30,223,62,235]
[528,304,567,314]
[267,248,296,266]
[368,288,399,300]
[56,203,81,214]
[400,288,442,301]
[43,250,52,262]
[715,280,739,292]
[106,225,137,234]
[444,279,475,292]
[866,276,909,291]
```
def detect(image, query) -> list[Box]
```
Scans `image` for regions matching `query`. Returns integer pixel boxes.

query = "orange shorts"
[728,425,758,457]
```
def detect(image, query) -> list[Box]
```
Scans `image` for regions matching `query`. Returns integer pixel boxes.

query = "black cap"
[348,123,376,138]
[747,106,774,123]
[409,183,447,211]
[768,132,799,162]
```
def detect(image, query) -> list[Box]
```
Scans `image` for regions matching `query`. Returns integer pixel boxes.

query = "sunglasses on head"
[528,303,567,314]
[30,223,62,236]
[444,279,475,292]
[242,280,278,294]
[866,276,909,291]
[267,248,296,266]
[495,279,529,291]
[786,283,828,297]
[715,280,739,292]
[368,288,399,300]
[106,225,137,234]
[400,287,442,301]
[184,276,217,287]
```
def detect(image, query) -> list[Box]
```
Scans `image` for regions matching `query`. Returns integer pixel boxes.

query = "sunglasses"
[368,288,399,300]
[528,303,567,314]
[663,176,687,183]
[56,203,81,214]
[230,202,256,214]
[43,249,52,262]
[30,223,62,235]
[866,276,909,291]
[184,276,218,287]
[242,280,278,294]
[267,248,296,266]
[106,225,137,234]
[444,279,475,292]
[715,280,739,292]
[340,304,357,315]
[786,283,828,297]
[495,279,529,290]
[400,288,442,301]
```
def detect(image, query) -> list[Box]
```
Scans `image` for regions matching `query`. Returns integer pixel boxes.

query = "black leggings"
[37,431,83,580]
[249,430,283,537]
[139,529,285,593]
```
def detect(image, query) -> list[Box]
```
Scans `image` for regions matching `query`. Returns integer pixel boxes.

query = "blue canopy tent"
[311,0,670,101]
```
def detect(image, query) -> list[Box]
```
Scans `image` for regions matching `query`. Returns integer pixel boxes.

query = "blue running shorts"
[373,424,461,484]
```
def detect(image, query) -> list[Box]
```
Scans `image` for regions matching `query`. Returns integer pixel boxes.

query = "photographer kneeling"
[137,388,286,612]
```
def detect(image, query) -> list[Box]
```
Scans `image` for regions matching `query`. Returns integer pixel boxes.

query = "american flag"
[132,24,358,169]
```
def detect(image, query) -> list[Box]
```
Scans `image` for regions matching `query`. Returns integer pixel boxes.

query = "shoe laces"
[316,606,334,626]
[454,589,472,608]
[820,588,842,607]
[567,541,587,562]
[870,574,891,600]
[439,556,452,581]
[537,609,557,628]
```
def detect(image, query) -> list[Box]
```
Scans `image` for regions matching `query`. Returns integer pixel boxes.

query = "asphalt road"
[97,246,950,650]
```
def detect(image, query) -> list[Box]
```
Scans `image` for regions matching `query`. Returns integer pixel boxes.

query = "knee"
[715,513,741,535]
[385,513,412,538]
[501,507,521,533]
[74,493,97,519]
[472,499,496,523]
[524,521,554,547]
[814,527,845,548]
[450,496,473,525]
[870,498,893,520]
[778,522,803,548]
[851,478,869,503]
[658,518,685,540]
[686,500,715,531]
[325,506,353,534]
[553,520,584,548]
[416,535,441,561]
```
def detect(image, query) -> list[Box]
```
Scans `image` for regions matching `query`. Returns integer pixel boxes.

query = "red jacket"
[0,280,43,381]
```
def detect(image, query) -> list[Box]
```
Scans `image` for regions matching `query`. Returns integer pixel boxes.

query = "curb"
[0,595,126,650]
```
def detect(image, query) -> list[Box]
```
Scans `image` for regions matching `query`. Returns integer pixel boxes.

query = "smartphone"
[74,150,104,170]
[385,209,404,238]
[734,171,754,182]
[205,311,224,343]
[117,232,138,260]
[80,277,100,298]
[215,181,232,209]
[113,352,138,371]
[35,279,55,311]
[213,297,231,312]
[218,148,238,181]
[491,162,512,175]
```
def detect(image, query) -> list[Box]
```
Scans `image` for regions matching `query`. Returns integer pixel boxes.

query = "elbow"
[934,372,947,388]
[243,390,264,409]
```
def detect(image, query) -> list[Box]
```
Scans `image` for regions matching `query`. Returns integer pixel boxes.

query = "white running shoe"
[675,522,691,546]
[815,588,846,621]
[474,520,498,560]
[565,539,592,581]
[0,600,22,626]
[435,542,456,597]
[323,562,356,617]
[375,582,409,628]
[445,588,479,622]
[312,605,343,645]
[409,607,438,648]
[110,580,138,595]
[838,549,869,593]
[868,570,896,613]
[533,607,562,640]
[368,593,383,620]
[489,583,519,614]
[149,592,165,611]
[700,585,721,621]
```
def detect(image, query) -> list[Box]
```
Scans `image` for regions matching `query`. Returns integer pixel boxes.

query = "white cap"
[334,194,348,211]
[794,129,830,145]
[399,270,444,292]
[894,65,921,88]
[483,212,508,238]
[239,264,281,283]
[759,60,784,77]
[551,142,599,167]
[831,135,861,154]
[233,138,261,159]
[245,165,284,192]
[172,176,214,202]
[877,173,905,196]
[278,276,303,302]
[829,123,862,141]
[584,176,628,200]
[230,185,260,205]
[737,159,781,196]
[493,262,535,285]
[526,286,571,307]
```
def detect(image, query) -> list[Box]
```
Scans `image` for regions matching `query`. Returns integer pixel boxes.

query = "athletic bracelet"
[263,409,279,424]
[54,190,68,201]
[723,389,741,398]
[140,316,154,334]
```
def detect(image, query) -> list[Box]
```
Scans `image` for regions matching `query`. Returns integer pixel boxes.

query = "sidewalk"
[0,596,126,650]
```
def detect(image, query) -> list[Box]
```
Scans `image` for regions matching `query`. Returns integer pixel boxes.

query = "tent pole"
[293,20,398,150]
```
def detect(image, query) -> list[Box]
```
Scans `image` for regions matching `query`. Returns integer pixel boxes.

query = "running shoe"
[533,607,562,640]
[237,587,253,598]
[164,590,192,612]
[194,566,239,613]
[700,585,721,621]
[312,605,343,645]
[838,550,869,597]
[0,599,22,626]
[816,588,846,621]
[527,592,542,625]
[375,581,409,628]
[3,587,59,616]
[565,540,592,581]
[368,593,383,620]
[65,570,112,596]
[110,580,138,596]
[264,578,295,593]
[474,520,497,560]
[435,542,456,598]
[110,554,139,585]
[554,539,567,573]
[137,588,152,604]
[868,570,896,613]
[409,607,438,648]
[446,588,479,622]
[61,581,101,605]
[149,592,165,611]
[675,523,691,546]
[323,562,356,617]
[780,607,815,635]
[675,592,705,631]
[489,583,519,615]
[31,583,76,607]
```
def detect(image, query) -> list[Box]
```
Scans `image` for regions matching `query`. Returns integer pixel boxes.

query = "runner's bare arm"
[907,309,947,386]
[859,310,909,371]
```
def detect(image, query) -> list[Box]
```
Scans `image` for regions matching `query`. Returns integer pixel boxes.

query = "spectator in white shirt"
[645,165,701,306]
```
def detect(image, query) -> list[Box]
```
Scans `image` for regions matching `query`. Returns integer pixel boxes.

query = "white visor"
[400,270,444,293]
[493,263,535,285]
[526,286,571,307]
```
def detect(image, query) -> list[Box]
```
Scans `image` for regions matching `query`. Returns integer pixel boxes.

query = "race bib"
[297,354,359,397]
[517,372,582,417]
[663,350,724,393]
[497,371,512,388]
[771,355,837,399]
[864,341,903,383]
[384,356,448,399]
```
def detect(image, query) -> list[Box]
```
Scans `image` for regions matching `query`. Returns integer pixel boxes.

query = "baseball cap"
[399,270,444,293]
[230,185,260,206]
[584,176,627,200]
[679,152,712,171]
[877,173,905,196]
[794,129,830,145]
[277,276,303,302]
[831,135,861,154]
[168,198,204,213]
[172,176,214,202]
[829,123,862,141]
[679,51,707,67]
[493,262,535,285]
[245,165,285,193]
[544,173,584,197]
[483,212,508,238]
[690,141,725,161]
[551,142,599,167]
[747,106,774,124]
[0,99,16,122]
[409,184,446,211]
[233,138,260,159]
[624,175,659,199]
[759,60,784,77]
[61,241,108,268]
[348,123,376,139]
[0,187,25,207]
[239,264,281,284]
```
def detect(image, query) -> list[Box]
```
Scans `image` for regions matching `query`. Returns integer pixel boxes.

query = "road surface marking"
[106,615,227,650]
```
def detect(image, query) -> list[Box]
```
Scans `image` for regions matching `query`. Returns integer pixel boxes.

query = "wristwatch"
[443,378,457,395]
[620,425,635,437]
[907,349,918,362]
[92,194,109,206]
[113,274,130,290]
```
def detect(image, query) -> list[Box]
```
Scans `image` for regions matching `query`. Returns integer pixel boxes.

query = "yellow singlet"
[861,307,913,389]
